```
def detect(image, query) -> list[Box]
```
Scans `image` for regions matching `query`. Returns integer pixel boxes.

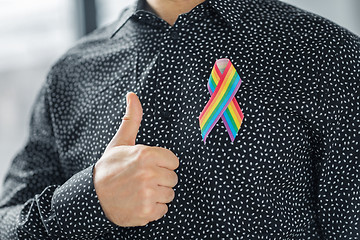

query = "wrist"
[52,165,117,238]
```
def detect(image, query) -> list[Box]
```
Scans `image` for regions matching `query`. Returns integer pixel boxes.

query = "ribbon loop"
[199,58,244,143]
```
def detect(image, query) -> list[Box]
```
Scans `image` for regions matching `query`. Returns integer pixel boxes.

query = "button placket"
[170,31,179,40]
[153,14,189,125]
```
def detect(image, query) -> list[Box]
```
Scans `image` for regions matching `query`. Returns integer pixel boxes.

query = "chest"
[53,23,320,191]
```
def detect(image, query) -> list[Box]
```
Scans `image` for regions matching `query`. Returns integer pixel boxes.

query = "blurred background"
[0,0,359,191]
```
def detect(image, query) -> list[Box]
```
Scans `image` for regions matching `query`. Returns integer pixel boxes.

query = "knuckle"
[137,145,152,158]
[140,187,153,199]
[134,146,153,165]
[140,203,153,216]
[138,168,155,182]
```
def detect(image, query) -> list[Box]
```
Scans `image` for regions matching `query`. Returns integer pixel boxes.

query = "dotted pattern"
[0,0,359,239]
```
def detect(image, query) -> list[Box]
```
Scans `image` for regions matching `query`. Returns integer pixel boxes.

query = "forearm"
[0,166,115,240]
[0,186,60,240]
[0,205,25,240]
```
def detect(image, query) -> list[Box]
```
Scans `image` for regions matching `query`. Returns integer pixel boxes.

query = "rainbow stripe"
[199,58,244,143]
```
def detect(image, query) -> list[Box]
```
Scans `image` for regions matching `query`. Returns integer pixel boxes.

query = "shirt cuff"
[52,164,118,238]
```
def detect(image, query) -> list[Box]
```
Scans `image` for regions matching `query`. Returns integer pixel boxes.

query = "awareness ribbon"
[199,58,244,143]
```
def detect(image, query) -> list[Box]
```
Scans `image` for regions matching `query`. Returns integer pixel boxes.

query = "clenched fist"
[93,92,179,227]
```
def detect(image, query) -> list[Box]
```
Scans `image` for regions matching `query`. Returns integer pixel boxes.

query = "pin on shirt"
[199,58,244,143]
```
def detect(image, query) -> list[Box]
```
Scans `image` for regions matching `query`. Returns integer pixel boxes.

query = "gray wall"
[281,0,360,36]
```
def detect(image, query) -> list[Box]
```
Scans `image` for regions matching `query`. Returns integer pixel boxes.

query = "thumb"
[108,92,143,147]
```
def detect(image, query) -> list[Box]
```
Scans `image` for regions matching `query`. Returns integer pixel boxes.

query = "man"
[0,0,359,239]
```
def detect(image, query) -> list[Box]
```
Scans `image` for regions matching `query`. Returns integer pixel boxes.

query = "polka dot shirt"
[1,0,359,239]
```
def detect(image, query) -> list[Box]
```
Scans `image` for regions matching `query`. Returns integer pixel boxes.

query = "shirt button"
[170,31,179,40]
[161,111,172,118]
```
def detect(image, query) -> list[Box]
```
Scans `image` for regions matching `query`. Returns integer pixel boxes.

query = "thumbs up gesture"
[93,92,179,227]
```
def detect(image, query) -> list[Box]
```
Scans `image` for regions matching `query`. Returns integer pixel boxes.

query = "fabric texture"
[0,0,359,239]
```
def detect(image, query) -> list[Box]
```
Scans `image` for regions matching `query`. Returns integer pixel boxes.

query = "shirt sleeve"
[0,78,116,239]
[314,32,360,238]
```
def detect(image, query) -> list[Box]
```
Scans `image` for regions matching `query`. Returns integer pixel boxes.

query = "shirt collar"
[208,0,254,29]
[111,0,252,38]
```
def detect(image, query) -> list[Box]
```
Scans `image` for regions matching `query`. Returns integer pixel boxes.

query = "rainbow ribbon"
[199,58,244,143]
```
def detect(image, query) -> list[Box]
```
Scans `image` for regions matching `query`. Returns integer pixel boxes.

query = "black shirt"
[0,0,359,239]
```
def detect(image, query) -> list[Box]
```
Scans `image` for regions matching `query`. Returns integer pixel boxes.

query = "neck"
[146,0,206,26]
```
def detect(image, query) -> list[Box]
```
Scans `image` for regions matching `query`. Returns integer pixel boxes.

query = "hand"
[93,92,179,227]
